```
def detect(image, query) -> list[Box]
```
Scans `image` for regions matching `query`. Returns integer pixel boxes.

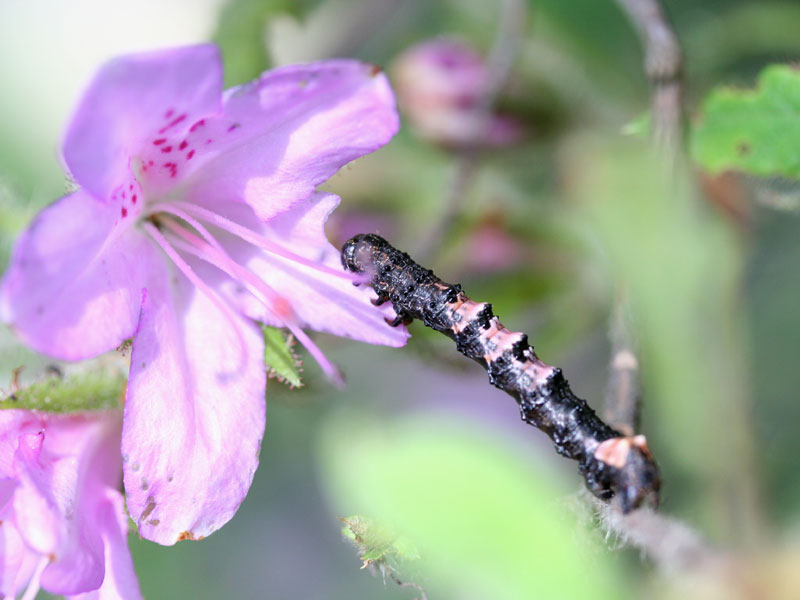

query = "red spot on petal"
[121,207,128,218]
[129,184,134,190]
[165,108,174,118]
[205,139,213,144]
[186,150,195,160]
[132,194,138,204]
[273,296,293,319]
[163,162,178,178]
[148,160,155,166]
[122,191,126,199]
[161,146,173,153]
[179,140,188,150]
[227,123,240,132]
[189,118,205,132]
[159,113,187,134]
[153,138,167,145]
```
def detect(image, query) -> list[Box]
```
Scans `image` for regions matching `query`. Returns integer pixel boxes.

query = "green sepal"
[0,369,126,413]
[262,324,303,388]
[340,515,421,566]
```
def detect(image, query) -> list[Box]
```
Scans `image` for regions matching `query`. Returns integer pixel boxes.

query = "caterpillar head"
[341,233,389,278]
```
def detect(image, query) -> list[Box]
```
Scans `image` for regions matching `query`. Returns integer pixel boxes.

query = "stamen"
[153,201,363,283]
[161,220,343,385]
[143,222,249,371]
[149,204,225,254]
[20,555,49,600]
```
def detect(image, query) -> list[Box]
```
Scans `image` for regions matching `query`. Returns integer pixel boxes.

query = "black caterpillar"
[342,233,660,513]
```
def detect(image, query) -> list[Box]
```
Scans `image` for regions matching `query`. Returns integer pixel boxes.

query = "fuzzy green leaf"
[340,515,421,565]
[0,370,126,413]
[693,65,800,178]
[262,325,303,388]
[320,413,625,600]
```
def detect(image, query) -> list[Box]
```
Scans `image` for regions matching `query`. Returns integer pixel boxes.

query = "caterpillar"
[342,233,660,513]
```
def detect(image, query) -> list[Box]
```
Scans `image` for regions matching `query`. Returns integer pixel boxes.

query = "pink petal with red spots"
[63,44,222,200]
[178,60,399,221]
[0,190,161,360]
[122,269,265,545]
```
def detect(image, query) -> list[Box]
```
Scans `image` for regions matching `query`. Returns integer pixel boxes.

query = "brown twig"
[414,0,526,260]
[596,498,723,575]
[414,153,478,261]
[603,292,640,435]
[615,0,684,161]
[603,0,683,451]
[600,2,747,569]
[387,571,428,600]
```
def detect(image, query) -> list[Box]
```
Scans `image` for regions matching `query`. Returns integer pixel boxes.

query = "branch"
[603,0,684,444]
[615,0,684,159]
[596,498,723,574]
[414,0,526,260]
[603,292,640,435]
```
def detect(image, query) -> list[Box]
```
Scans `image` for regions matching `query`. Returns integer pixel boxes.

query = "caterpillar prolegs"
[342,233,660,513]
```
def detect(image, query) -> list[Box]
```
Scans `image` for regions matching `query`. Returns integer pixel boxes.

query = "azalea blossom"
[0,45,407,545]
[392,38,522,148]
[0,409,141,599]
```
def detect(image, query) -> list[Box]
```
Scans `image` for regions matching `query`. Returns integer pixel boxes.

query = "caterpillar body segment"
[342,233,660,512]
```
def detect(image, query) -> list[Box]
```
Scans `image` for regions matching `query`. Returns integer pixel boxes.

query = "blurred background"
[2,0,800,598]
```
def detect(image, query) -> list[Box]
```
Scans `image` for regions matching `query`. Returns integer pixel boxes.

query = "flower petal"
[15,413,124,595]
[122,271,266,545]
[67,490,142,600]
[0,190,162,360]
[217,192,408,346]
[63,44,223,199]
[181,60,399,221]
[12,431,63,556]
[0,410,41,477]
[0,517,41,599]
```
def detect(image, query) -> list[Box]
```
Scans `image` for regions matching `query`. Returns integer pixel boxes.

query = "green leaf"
[213,0,314,87]
[340,515,421,566]
[262,325,303,388]
[0,370,126,413]
[319,412,625,600]
[693,65,800,178]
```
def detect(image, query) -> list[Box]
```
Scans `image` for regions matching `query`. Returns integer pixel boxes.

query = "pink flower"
[0,45,407,545]
[0,410,141,599]
[392,38,522,149]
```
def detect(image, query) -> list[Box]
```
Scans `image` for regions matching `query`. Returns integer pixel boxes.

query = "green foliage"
[684,3,800,77]
[621,111,651,138]
[340,515,421,565]
[213,0,313,87]
[570,137,756,536]
[262,325,303,388]
[693,65,800,179]
[319,412,624,600]
[0,369,126,413]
